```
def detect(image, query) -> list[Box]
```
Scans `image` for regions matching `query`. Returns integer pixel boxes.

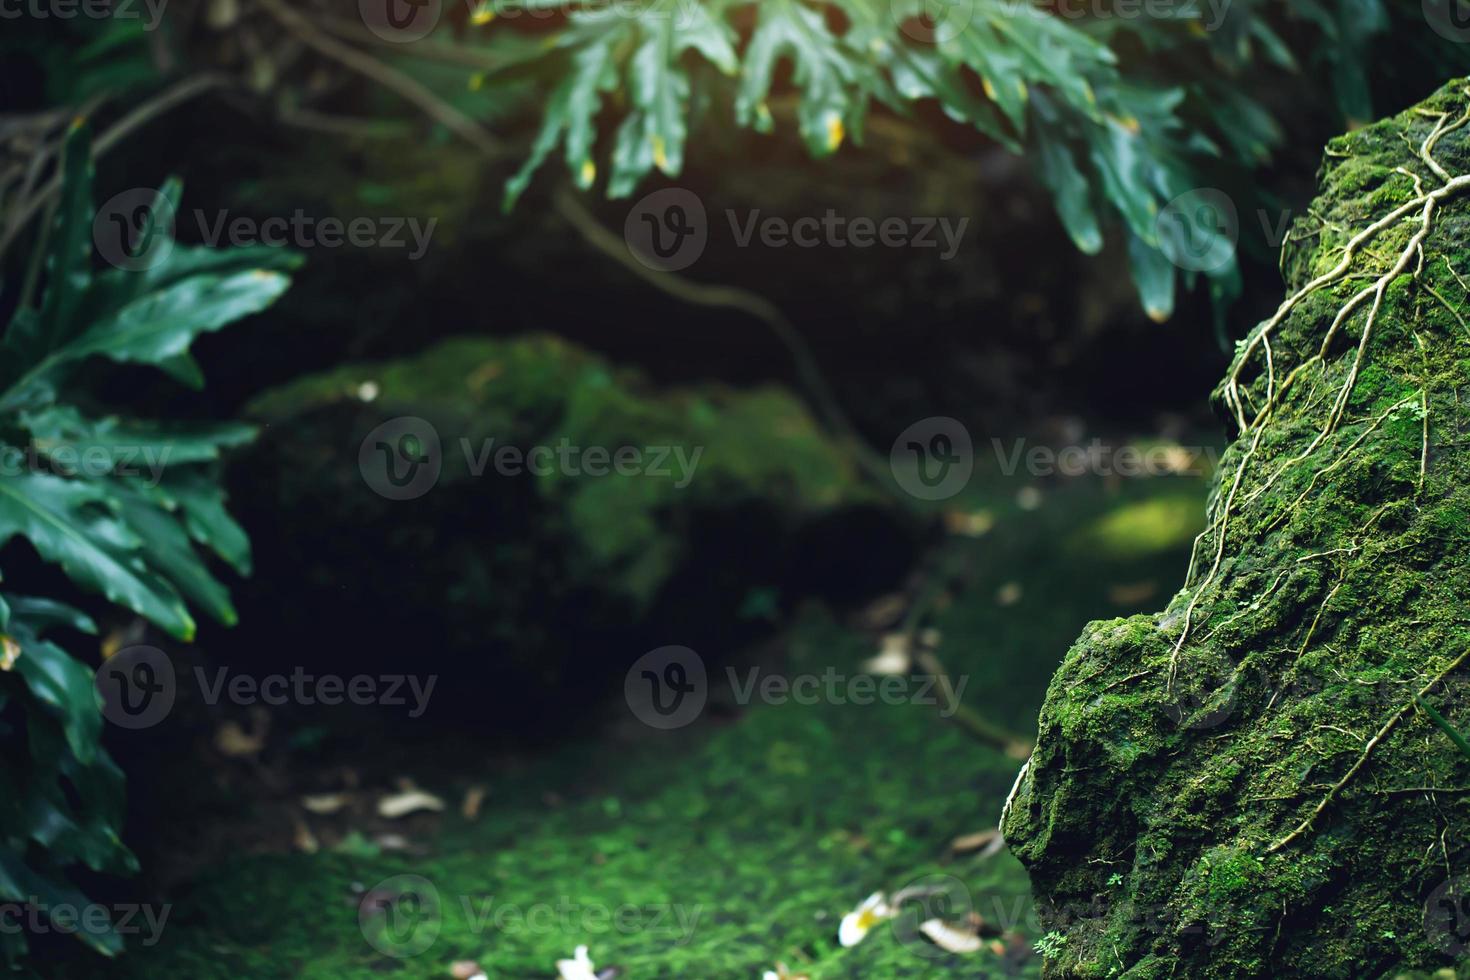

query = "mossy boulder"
[222,334,915,729]
[1002,80,1470,978]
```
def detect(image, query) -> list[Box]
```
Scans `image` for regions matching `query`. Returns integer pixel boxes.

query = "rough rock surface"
[1003,80,1470,978]
[222,333,914,727]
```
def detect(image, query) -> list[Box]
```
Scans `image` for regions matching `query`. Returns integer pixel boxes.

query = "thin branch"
[0,73,228,263]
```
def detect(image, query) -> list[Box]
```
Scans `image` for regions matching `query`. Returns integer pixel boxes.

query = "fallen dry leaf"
[918,918,983,954]
[214,720,267,758]
[291,816,319,854]
[949,829,1005,858]
[1108,580,1159,605]
[462,785,487,821]
[378,789,446,819]
[300,793,351,815]
[943,509,996,538]
[855,592,908,630]
[860,646,911,677]
[373,833,411,851]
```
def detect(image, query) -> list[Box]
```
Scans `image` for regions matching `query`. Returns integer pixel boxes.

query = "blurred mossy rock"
[1003,79,1470,978]
[226,334,916,727]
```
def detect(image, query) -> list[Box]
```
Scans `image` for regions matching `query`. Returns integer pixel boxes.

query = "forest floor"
[53,460,1209,979]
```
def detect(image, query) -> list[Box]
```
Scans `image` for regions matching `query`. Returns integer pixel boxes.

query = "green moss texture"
[1003,80,1470,979]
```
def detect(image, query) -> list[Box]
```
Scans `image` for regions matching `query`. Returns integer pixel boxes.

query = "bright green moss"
[1006,79,1470,979]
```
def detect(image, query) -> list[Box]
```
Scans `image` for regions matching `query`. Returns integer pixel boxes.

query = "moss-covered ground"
[49,459,1205,979]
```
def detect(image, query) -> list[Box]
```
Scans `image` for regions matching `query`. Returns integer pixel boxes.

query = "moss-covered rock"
[223,334,915,728]
[1003,80,1470,978]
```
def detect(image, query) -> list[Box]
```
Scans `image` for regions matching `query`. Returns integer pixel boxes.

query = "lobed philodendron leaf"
[459,0,1428,315]
[504,30,622,209]
[737,0,862,158]
[0,472,194,639]
[64,268,293,370]
[0,59,290,975]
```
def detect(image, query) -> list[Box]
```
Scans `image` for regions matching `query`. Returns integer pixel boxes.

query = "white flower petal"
[556,945,597,980]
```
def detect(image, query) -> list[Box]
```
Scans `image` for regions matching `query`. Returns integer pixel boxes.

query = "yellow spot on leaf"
[0,636,19,671]
[468,72,485,92]
[824,111,844,153]
[652,135,668,172]
[981,77,996,101]
[579,159,596,187]
[1109,113,1141,135]
[471,4,494,24]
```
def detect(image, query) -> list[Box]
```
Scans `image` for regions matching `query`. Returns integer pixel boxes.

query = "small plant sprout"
[1414,694,1470,761]
[838,891,894,947]
[555,945,597,980]
[1035,931,1068,958]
